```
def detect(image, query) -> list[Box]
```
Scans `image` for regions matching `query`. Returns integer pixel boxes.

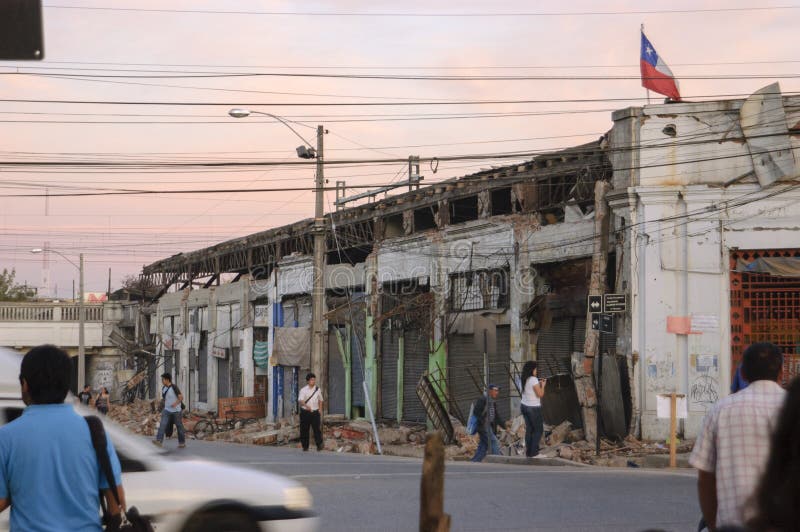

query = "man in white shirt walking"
[298,372,324,452]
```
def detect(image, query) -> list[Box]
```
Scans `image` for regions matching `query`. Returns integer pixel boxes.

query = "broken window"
[449,269,510,311]
[383,213,404,238]
[414,205,437,232]
[449,195,479,224]
[328,245,370,265]
[490,187,513,216]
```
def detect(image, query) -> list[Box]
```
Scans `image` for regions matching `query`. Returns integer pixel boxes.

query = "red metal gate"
[730,249,800,386]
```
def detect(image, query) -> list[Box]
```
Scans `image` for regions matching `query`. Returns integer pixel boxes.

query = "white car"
[0,347,318,532]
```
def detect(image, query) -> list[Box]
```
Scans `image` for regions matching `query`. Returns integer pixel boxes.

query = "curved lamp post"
[31,247,85,390]
[228,109,327,402]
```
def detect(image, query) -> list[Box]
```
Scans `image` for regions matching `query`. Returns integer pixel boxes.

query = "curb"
[484,455,591,467]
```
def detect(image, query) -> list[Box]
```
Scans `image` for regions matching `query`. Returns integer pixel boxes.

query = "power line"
[42,5,800,17]
[0,147,791,198]
[6,70,800,81]
[14,59,800,71]
[1,127,794,170]
[1,91,797,107]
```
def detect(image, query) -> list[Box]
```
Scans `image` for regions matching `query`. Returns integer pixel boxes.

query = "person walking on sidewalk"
[94,387,110,415]
[0,344,124,531]
[298,372,324,452]
[520,361,547,458]
[153,373,186,449]
[690,342,786,530]
[77,384,92,406]
[471,384,506,463]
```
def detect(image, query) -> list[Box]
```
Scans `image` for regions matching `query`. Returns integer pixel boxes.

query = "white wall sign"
[656,394,688,419]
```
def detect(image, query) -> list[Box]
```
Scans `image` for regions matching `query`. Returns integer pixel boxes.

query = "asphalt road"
[167,439,699,532]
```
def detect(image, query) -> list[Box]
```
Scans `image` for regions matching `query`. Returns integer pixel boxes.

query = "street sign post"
[600,313,614,333]
[603,293,627,313]
[587,295,602,314]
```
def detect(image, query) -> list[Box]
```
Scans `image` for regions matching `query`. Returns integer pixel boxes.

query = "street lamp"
[228,108,327,396]
[31,247,85,390]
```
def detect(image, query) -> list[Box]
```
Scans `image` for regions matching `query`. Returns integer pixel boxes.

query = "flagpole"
[641,24,651,104]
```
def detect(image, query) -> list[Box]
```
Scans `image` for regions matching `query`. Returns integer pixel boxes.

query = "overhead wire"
[40,5,800,17]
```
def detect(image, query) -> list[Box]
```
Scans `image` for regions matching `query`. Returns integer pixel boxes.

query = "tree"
[0,268,36,301]
[112,274,155,301]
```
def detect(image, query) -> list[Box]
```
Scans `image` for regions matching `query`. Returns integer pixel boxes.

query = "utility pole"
[311,125,326,400]
[78,252,86,390]
[575,180,611,447]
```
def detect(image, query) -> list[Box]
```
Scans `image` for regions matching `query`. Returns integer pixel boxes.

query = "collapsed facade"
[136,89,800,441]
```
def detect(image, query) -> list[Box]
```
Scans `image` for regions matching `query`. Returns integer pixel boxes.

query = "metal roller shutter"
[536,318,573,379]
[447,334,485,422]
[351,330,365,407]
[380,326,399,420]
[403,328,429,423]
[198,333,208,403]
[217,356,230,399]
[328,327,346,415]
[490,326,512,422]
[283,367,297,416]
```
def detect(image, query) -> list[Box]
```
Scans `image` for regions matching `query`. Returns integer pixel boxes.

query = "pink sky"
[1,0,798,297]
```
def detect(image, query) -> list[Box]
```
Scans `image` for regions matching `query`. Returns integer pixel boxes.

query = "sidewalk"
[484,454,590,467]
[484,452,693,469]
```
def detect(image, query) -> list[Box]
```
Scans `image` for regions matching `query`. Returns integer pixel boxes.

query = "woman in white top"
[520,361,546,457]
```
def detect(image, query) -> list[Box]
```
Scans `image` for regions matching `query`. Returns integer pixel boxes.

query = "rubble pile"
[107,399,161,436]
[107,404,693,466]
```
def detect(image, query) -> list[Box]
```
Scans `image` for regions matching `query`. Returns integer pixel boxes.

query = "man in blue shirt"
[0,344,124,531]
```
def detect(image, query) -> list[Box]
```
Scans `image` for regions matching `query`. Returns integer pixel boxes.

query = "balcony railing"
[0,303,104,322]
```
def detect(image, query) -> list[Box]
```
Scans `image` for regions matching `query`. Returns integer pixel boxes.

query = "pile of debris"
[107,403,691,465]
[107,399,162,436]
[454,415,694,465]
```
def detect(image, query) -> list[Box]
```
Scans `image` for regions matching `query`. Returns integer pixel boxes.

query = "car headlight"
[283,486,313,511]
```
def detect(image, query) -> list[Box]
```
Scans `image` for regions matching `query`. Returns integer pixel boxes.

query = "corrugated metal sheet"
[381,326,400,420]
[217,356,230,399]
[231,347,242,397]
[198,333,208,403]
[351,328,365,407]
[403,328,428,423]
[328,327,346,416]
[536,318,573,378]
[447,334,485,422]
[349,299,367,408]
[283,366,297,416]
[490,325,511,422]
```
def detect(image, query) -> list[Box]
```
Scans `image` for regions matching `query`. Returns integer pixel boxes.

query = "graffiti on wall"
[689,347,720,412]
[645,351,676,394]
[91,359,117,392]
[690,373,719,407]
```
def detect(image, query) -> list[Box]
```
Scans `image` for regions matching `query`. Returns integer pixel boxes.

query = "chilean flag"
[640,31,681,101]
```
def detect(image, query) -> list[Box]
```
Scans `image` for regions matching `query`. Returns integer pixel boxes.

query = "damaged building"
[138,138,617,435]
[134,85,800,444]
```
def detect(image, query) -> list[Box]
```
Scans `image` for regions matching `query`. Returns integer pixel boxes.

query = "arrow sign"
[588,295,602,313]
[591,313,600,330]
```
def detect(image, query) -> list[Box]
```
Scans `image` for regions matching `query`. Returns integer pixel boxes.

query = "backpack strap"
[85,416,123,518]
